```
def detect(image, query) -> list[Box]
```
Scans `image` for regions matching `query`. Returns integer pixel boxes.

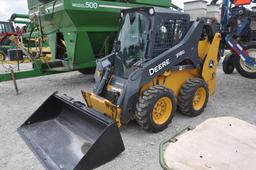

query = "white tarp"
[164,117,256,170]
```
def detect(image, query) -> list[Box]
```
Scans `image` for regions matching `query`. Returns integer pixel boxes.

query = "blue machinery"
[212,0,256,77]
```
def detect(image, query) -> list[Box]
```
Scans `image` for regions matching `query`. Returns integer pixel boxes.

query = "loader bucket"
[18,92,125,170]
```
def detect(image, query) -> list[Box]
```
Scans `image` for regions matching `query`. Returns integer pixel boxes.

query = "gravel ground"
[0,63,256,170]
[0,62,33,73]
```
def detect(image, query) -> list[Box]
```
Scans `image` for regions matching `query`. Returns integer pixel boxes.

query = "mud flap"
[18,92,125,170]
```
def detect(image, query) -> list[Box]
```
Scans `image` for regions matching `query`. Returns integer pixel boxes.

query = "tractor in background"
[212,0,256,78]
[0,14,30,61]
[0,21,16,61]
[0,13,40,62]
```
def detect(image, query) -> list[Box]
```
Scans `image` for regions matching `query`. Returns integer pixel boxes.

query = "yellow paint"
[0,58,31,64]
[107,84,123,93]
[82,91,122,127]
[29,47,52,62]
[141,34,221,97]
[152,97,173,125]
[193,87,207,110]
[198,37,211,60]
[29,47,51,53]
[0,51,52,64]
[106,77,124,93]
[141,69,200,96]
[97,70,101,78]
[202,33,221,95]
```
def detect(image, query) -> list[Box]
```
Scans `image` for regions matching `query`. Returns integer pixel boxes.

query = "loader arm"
[202,33,222,95]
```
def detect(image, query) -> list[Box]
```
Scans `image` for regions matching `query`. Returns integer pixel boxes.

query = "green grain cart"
[0,0,174,82]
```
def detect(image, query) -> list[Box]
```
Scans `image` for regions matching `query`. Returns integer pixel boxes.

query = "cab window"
[153,19,187,57]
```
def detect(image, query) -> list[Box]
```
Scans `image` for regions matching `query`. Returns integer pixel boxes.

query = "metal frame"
[159,126,193,170]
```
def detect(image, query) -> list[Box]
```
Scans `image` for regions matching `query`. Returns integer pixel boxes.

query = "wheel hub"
[193,87,206,111]
[240,49,256,73]
[152,97,172,125]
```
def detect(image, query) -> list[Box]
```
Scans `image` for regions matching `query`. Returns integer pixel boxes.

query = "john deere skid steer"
[18,7,221,170]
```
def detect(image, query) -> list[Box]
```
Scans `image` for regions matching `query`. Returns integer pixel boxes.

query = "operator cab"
[113,7,190,79]
[95,7,220,105]
[94,7,192,104]
[0,21,14,34]
[0,21,15,45]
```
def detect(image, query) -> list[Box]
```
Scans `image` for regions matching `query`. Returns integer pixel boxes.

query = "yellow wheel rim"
[193,87,206,111]
[152,97,172,125]
[0,53,4,61]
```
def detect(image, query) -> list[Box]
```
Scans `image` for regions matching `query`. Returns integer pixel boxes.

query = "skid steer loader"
[18,7,221,170]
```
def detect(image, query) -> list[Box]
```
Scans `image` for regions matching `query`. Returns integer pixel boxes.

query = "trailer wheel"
[135,85,177,133]
[223,54,235,74]
[178,78,209,117]
[233,46,256,79]
[0,51,6,61]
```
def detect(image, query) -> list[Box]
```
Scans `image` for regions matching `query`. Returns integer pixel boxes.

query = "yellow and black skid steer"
[18,7,221,170]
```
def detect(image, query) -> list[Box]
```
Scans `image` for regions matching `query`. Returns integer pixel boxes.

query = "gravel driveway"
[0,63,255,170]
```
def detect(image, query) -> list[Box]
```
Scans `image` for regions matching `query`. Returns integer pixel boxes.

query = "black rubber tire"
[178,78,209,117]
[135,85,177,133]
[78,68,96,74]
[223,54,235,74]
[233,45,256,79]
